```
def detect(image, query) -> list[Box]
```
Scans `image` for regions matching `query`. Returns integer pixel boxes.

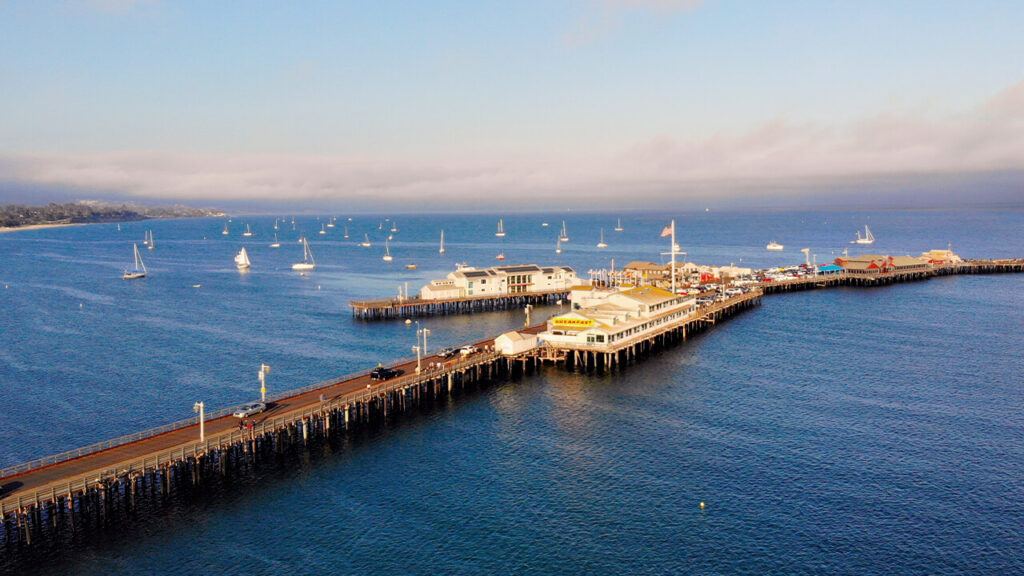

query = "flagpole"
[671,219,676,294]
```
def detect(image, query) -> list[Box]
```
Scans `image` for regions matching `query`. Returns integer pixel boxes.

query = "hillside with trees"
[0,201,225,228]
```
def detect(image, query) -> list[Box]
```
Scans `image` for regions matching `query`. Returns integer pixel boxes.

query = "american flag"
[660,224,673,238]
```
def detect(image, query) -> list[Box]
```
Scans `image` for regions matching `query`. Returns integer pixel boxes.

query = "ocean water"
[1,210,1023,575]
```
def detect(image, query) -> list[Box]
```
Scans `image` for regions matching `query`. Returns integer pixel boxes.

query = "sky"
[1,0,1022,211]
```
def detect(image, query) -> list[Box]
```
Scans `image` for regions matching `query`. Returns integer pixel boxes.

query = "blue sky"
[1,0,1022,209]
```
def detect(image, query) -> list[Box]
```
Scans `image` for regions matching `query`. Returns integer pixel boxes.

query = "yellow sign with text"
[552,317,594,329]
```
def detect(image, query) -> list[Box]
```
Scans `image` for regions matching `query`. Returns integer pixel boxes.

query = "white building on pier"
[420,264,583,300]
[540,285,696,348]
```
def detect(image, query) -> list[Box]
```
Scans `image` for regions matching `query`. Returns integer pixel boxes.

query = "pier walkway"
[350,290,568,320]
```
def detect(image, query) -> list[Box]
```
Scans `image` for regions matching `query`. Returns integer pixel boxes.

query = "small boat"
[344,225,349,239]
[559,221,569,243]
[495,219,506,238]
[319,224,326,235]
[291,218,296,230]
[117,223,121,231]
[405,264,418,270]
[145,230,154,250]
[387,234,393,241]
[222,222,229,235]
[597,229,608,248]
[853,225,875,245]
[360,234,371,248]
[541,222,549,227]
[439,229,446,254]
[327,218,335,228]
[292,237,315,271]
[495,252,505,260]
[123,244,147,280]
[383,239,393,262]
[378,221,383,230]
[270,234,280,248]
[614,218,623,232]
[390,221,398,233]
[766,241,784,251]
[235,247,251,270]
[556,238,562,254]
[274,218,279,230]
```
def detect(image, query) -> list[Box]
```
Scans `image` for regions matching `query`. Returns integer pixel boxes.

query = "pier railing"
[0,350,428,480]
[0,351,505,512]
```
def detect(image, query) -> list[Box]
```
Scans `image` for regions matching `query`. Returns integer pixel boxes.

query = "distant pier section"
[351,264,585,320]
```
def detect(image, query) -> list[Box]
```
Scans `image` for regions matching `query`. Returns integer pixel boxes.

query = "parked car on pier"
[460,345,478,356]
[233,402,266,418]
[370,366,403,381]
[439,347,458,358]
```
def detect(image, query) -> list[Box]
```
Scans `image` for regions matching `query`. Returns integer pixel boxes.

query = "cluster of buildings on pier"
[420,264,582,299]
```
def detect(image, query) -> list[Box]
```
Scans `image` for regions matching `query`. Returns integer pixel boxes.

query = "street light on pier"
[259,363,271,402]
[413,345,422,373]
[193,401,205,441]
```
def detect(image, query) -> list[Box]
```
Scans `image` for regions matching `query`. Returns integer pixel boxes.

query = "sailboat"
[235,247,251,270]
[495,252,505,260]
[495,219,506,238]
[117,223,121,231]
[274,218,279,230]
[383,239,393,262]
[360,234,371,248]
[766,240,784,251]
[559,221,570,243]
[292,238,315,271]
[853,225,875,245]
[614,218,623,232]
[222,222,229,235]
[390,221,398,233]
[439,230,446,254]
[556,238,562,254]
[597,229,608,248]
[327,218,335,228]
[145,230,154,250]
[344,226,349,239]
[123,244,147,279]
[270,233,280,248]
[319,224,326,235]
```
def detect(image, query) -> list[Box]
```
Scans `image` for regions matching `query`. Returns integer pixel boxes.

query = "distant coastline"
[0,201,226,231]
[0,222,88,234]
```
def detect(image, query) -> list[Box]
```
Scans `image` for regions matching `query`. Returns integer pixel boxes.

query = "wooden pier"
[2,256,1021,552]
[350,290,569,320]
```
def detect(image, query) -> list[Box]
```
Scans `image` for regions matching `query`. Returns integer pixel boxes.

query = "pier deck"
[350,290,569,320]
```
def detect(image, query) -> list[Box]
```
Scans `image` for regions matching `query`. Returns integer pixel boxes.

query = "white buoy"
[404,319,412,325]
[700,501,706,510]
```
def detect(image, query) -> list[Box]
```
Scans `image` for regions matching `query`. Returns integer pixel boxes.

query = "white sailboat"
[597,229,608,248]
[242,224,253,237]
[123,244,147,279]
[274,218,279,230]
[319,223,326,235]
[766,241,784,251]
[222,222,229,235]
[344,225,349,239]
[327,218,335,228]
[439,229,446,254]
[145,230,154,250]
[292,237,315,271]
[853,225,875,245]
[390,221,398,233]
[360,234,371,248]
[495,219,506,238]
[269,233,280,248]
[614,218,623,232]
[556,238,562,254]
[383,239,393,262]
[235,247,251,270]
[559,221,570,243]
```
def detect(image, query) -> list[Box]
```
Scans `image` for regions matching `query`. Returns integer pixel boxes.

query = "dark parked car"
[370,366,403,381]
[439,347,458,358]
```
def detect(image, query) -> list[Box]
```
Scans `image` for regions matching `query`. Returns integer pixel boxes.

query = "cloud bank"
[2,80,1022,210]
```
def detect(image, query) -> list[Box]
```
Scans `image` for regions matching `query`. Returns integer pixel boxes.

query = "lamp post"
[524,304,533,327]
[259,363,271,402]
[413,345,421,373]
[193,401,205,441]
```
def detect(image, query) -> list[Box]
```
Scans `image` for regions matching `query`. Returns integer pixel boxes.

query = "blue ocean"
[1,210,1023,575]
